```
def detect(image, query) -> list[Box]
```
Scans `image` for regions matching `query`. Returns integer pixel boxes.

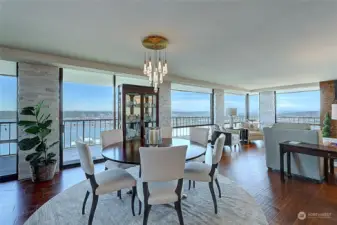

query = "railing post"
[82,120,85,143]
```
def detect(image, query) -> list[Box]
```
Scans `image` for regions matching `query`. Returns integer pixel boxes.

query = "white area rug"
[24,167,268,225]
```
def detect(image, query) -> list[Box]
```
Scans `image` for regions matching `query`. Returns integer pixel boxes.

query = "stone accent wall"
[214,89,224,125]
[320,80,337,137]
[159,81,171,127]
[259,91,275,127]
[18,62,60,180]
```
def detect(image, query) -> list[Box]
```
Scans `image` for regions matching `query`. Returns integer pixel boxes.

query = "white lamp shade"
[226,108,237,116]
[332,104,337,120]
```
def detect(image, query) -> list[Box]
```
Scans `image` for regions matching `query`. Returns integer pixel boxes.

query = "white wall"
[159,81,171,127]
[259,91,275,127]
[214,89,224,124]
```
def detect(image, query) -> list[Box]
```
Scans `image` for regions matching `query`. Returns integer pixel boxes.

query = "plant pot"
[30,162,57,182]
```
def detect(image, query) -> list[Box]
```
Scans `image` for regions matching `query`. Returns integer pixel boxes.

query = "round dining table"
[102,138,206,165]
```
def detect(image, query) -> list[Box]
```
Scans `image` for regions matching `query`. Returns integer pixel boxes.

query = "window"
[0,60,17,177]
[276,90,320,125]
[224,93,246,124]
[248,94,259,121]
[62,68,114,166]
[171,90,211,127]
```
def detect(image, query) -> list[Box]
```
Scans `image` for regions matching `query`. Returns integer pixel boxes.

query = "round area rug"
[24,167,267,225]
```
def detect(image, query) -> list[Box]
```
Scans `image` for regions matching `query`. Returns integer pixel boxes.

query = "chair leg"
[215,178,221,198]
[82,191,90,215]
[117,190,122,199]
[188,180,191,190]
[143,204,152,225]
[88,194,99,225]
[193,181,196,188]
[131,186,136,216]
[139,199,142,215]
[174,201,185,225]
[105,167,108,171]
[209,181,218,214]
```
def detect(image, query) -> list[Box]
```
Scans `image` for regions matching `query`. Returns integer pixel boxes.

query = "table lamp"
[226,108,237,129]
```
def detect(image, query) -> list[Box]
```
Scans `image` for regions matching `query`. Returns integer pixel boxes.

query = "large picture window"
[0,60,17,178]
[276,90,320,126]
[62,69,114,166]
[171,90,211,127]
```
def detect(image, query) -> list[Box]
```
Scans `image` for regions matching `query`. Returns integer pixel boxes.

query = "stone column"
[320,81,337,137]
[214,89,224,125]
[259,91,275,127]
[18,62,60,180]
[159,81,171,127]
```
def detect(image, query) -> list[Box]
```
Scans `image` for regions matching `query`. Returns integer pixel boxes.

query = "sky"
[0,76,17,111]
[171,90,210,112]
[224,94,246,116]
[276,91,320,113]
[0,75,320,114]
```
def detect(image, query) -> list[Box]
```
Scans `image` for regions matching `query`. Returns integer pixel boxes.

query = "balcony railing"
[0,116,322,156]
[0,121,17,156]
[63,119,115,149]
[276,116,320,125]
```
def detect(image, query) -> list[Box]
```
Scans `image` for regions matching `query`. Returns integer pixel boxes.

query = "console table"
[279,141,337,183]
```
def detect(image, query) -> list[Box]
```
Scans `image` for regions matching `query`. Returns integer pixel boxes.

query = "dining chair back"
[211,133,226,165]
[161,126,173,139]
[138,145,188,225]
[139,145,187,182]
[101,129,123,148]
[76,140,95,175]
[190,127,209,147]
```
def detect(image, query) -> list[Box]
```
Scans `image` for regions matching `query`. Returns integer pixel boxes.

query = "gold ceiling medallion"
[142,35,168,50]
[142,35,169,93]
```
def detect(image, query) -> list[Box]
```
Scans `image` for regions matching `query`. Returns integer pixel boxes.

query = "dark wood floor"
[1,141,337,225]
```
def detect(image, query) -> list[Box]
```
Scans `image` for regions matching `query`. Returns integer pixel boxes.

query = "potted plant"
[18,101,58,182]
[322,112,331,138]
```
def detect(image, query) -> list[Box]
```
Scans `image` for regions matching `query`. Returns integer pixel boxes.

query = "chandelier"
[142,35,168,93]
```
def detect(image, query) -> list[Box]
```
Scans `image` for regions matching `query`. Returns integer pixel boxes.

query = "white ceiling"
[1,0,337,91]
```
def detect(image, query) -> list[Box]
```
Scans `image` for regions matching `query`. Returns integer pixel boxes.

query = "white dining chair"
[101,129,135,199]
[184,134,226,214]
[76,141,137,225]
[190,127,209,147]
[188,127,210,188]
[161,126,173,138]
[138,145,188,225]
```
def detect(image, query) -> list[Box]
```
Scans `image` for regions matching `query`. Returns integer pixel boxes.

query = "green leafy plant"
[18,101,58,167]
[322,112,331,137]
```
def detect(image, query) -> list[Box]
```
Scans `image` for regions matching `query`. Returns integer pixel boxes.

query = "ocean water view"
[0,113,213,155]
[0,109,320,156]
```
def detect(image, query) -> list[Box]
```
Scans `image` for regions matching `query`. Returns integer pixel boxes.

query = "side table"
[239,128,249,144]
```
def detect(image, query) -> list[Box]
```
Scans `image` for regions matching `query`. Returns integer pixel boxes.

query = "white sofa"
[263,123,324,182]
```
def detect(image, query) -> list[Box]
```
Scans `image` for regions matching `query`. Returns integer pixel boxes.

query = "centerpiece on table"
[145,127,162,146]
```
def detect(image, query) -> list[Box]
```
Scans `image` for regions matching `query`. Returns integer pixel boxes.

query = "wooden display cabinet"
[117,84,159,141]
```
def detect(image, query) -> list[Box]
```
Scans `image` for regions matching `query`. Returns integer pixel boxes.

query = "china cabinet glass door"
[143,94,157,129]
[125,93,141,140]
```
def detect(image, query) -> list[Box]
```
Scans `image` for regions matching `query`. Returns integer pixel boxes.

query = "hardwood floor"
[1,141,337,225]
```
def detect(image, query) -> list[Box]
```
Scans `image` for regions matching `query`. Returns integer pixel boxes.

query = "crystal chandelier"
[142,35,168,93]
